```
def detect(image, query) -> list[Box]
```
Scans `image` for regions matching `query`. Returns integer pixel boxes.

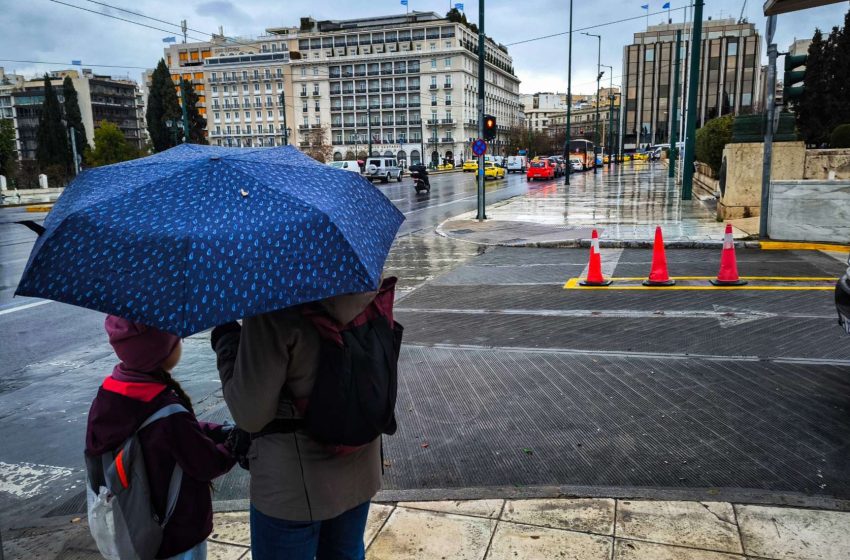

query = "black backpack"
[253,277,402,447]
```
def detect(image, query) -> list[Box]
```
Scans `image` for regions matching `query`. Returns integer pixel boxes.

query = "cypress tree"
[831,9,850,130]
[181,80,208,144]
[35,74,71,172]
[795,29,830,146]
[146,59,182,152]
[62,76,87,162]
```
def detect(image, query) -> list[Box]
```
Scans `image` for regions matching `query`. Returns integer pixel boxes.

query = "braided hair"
[150,369,195,416]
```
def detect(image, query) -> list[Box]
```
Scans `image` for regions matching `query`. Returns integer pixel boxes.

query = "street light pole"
[564,0,573,185]
[367,106,373,158]
[179,78,190,143]
[583,32,602,175]
[475,0,486,220]
[602,64,613,168]
[669,29,682,179]
[280,90,289,145]
[682,0,705,200]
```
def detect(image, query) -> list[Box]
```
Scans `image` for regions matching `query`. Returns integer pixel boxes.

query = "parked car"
[836,254,850,335]
[527,160,555,181]
[463,159,479,172]
[547,157,565,177]
[506,155,527,173]
[484,161,506,180]
[328,160,362,173]
[569,158,584,172]
[492,156,505,167]
[364,157,403,183]
[632,151,650,161]
[437,163,454,170]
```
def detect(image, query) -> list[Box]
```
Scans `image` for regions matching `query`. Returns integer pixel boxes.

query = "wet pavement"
[443,161,750,244]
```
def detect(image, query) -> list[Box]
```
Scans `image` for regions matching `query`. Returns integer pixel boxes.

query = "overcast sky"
[2,0,847,94]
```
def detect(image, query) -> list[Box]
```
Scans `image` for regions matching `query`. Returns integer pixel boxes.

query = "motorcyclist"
[409,162,430,190]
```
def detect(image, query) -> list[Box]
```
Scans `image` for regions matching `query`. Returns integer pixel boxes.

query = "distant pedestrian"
[211,277,402,560]
[86,316,236,560]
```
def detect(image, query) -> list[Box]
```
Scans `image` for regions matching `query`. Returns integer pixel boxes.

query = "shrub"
[830,124,850,148]
[695,115,734,175]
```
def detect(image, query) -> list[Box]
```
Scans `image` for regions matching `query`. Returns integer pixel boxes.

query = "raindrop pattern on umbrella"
[18,145,404,337]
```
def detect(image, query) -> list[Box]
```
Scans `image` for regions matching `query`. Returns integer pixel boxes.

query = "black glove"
[225,426,252,470]
[211,321,241,350]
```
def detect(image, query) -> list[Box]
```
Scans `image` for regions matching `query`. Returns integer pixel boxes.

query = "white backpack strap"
[137,403,188,432]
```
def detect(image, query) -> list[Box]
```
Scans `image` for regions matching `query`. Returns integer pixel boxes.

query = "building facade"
[550,88,621,151]
[621,18,762,149]
[521,92,567,134]
[10,69,144,160]
[0,68,25,157]
[163,12,522,166]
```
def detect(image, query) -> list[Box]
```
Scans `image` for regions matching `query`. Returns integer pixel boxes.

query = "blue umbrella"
[17,144,405,337]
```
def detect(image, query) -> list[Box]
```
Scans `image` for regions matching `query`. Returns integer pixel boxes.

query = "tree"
[695,115,734,175]
[146,59,182,152]
[300,125,333,163]
[795,29,831,145]
[0,119,17,183]
[831,124,850,148]
[62,76,88,163]
[181,80,208,144]
[85,121,140,167]
[36,74,71,174]
[831,10,850,129]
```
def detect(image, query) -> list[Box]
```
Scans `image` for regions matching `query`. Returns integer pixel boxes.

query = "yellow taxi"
[437,163,454,171]
[602,154,610,164]
[484,161,505,180]
[462,159,478,172]
[632,152,650,161]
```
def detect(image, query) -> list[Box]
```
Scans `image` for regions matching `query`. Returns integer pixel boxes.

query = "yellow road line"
[563,276,837,291]
[25,205,52,213]
[603,276,838,282]
[760,241,850,252]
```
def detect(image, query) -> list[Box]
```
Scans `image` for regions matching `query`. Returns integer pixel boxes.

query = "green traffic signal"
[783,53,807,102]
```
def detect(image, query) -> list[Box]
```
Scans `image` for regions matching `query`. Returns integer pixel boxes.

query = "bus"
[567,139,595,171]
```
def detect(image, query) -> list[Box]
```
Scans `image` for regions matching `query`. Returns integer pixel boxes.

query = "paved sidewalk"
[5,497,850,559]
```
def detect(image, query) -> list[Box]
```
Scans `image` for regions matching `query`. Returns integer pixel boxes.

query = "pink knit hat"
[105,315,181,372]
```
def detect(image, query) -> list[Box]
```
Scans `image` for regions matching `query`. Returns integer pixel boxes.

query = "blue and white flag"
[400,0,408,5]
[162,36,177,43]
[641,4,649,9]
[71,60,82,66]
[662,2,670,8]
[455,2,464,10]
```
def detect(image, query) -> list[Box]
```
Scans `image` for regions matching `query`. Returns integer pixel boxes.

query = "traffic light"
[483,114,496,140]
[783,53,807,102]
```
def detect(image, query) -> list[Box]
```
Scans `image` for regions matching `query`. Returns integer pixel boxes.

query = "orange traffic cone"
[643,226,675,286]
[711,224,748,286]
[580,229,612,286]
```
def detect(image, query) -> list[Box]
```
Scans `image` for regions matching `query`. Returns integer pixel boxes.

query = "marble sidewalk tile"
[207,541,250,560]
[365,503,395,548]
[616,500,743,554]
[500,498,615,535]
[210,511,251,546]
[397,499,504,519]
[367,506,496,560]
[614,539,745,559]
[485,521,611,560]
[735,504,850,560]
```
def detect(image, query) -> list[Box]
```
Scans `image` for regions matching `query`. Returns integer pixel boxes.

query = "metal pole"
[681,0,704,200]
[367,106,373,158]
[69,125,79,175]
[419,116,425,165]
[584,33,602,174]
[179,79,190,143]
[565,0,573,185]
[476,0,486,220]
[602,64,613,168]
[669,29,682,178]
[760,15,778,239]
[280,90,289,145]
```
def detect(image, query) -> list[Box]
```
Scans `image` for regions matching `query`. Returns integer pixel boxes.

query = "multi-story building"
[0,68,25,157]
[11,69,145,160]
[521,92,567,134]
[621,18,762,149]
[162,11,522,166]
[550,88,622,150]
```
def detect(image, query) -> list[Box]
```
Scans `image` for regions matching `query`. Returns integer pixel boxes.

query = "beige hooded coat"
[213,290,381,521]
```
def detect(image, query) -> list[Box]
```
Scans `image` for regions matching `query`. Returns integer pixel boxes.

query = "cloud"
[196,1,253,25]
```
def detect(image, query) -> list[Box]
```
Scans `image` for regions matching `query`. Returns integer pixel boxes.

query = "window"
[727,42,738,56]
[445,75,451,86]
[277,81,283,90]
[645,48,654,62]
[430,75,437,86]
[431,58,437,69]
[265,83,272,93]
[212,85,218,93]
[300,67,307,76]
[266,96,273,106]
[276,68,283,78]
[301,84,307,95]
[254,83,260,92]
[302,101,308,112]
[315,100,320,111]
[313,67,319,76]
[444,57,451,68]
[416,44,422,51]
[264,69,271,79]
[214,111,220,121]
[445,40,451,49]
[256,110,262,119]
[245,111,250,120]
[268,110,273,118]
[253,69,260,79]
[430,42,437,51]
[242,84,248,93]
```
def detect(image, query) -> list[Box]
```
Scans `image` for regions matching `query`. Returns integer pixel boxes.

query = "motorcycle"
[410,170,430,194]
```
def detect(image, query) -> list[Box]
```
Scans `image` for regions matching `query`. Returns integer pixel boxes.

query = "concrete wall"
[768,180,850,242]
[804,149,850,180]
[718,141,806,220]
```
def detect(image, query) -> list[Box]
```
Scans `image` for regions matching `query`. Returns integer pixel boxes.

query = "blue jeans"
[164,541,207,560]
[250,502,370,560]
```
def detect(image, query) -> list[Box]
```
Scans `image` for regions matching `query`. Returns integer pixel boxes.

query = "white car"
[328,160,361,173]
[506,155,527,173]
[364,157,403,183]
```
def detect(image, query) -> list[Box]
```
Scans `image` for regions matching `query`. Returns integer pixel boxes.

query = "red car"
[526,160,555,181]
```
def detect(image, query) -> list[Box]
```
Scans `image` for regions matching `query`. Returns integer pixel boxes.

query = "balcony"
[312,90,321,96]
[342,71,353,78]
[429,84,438,90]
[410,119,422,125]
[396,102,408,108]
[355,89,367,94]
[409,102,421,108]
[441,137,454,143]
[382,122,394,127]
[427,119,438,125]
[298,124,310,130]
[300,92,308,97]
[342,90,355,95]
[382,103,394,109]
[396,119,408,125]
[369,105,380,110]
[329,72,341,79]
[343,122,355,128]
[431,101,438,106]
[443,83,453,89]
[311,124,323,128]
[442,118,454,124]
[369,88,381,93]
[354,71,366,77]
[428,137,438,143]
[330,90,341,96]
[331,106,342,113]
[381,70,393,75]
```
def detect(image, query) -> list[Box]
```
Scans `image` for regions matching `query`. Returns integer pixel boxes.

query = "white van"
[328,160,362,173]
[364,157,403,183]
[506,155,527,173]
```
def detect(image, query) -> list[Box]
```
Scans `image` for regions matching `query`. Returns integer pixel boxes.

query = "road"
[0,168,538,528]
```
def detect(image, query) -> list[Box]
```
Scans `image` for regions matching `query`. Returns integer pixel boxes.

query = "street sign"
[472,138,487,157]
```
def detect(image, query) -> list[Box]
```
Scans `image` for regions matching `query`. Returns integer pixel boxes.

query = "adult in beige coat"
[211,289,381,560]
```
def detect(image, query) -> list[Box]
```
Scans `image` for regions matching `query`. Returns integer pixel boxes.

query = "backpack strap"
[137,403,188,527]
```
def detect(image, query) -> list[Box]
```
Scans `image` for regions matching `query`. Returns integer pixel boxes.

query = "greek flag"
[662,2,670,8]
[71,60,81,66]
[400,0,408,5]
[162,36,177,43]
[455,2,464,9]
[641,4,649,9]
